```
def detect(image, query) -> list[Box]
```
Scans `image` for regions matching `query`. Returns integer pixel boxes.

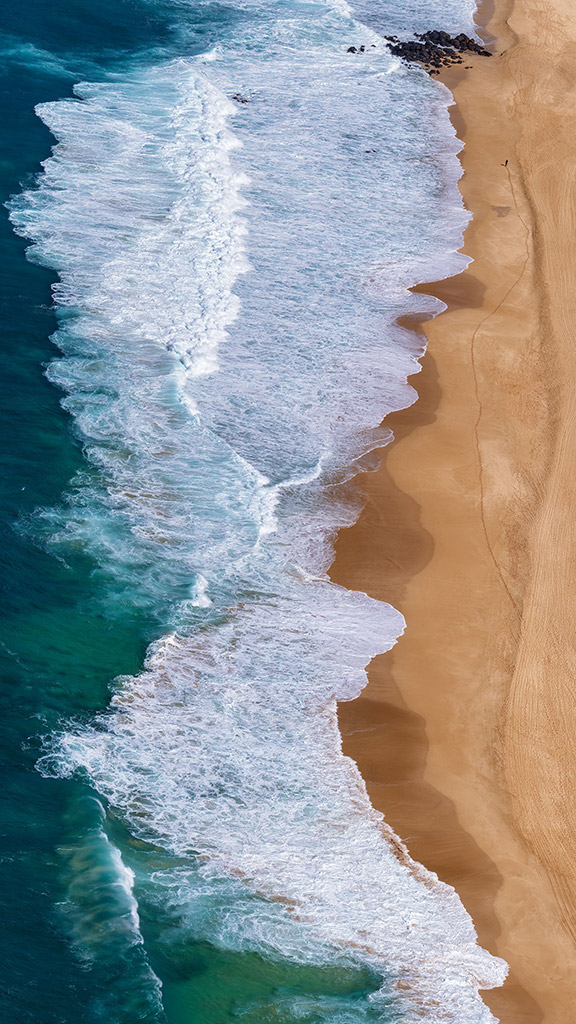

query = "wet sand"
[330,0,576,1020]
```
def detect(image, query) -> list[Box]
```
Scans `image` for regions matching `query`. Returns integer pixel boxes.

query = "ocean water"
[1,1,507,1022]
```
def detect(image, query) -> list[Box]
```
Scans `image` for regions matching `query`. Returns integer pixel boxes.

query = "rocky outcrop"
[348,30,492,76]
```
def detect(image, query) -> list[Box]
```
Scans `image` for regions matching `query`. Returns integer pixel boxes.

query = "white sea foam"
[46,590,505,1022]
[12,0,507,1018]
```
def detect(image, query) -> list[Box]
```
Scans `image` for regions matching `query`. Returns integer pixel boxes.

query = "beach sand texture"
[331,0,576,1020]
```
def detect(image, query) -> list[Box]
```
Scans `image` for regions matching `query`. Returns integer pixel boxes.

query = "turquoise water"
[1,1,506,1022]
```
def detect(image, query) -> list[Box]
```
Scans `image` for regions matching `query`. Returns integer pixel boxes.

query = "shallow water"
[2,0,506,1021]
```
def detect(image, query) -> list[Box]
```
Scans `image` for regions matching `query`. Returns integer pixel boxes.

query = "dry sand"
[330,0,576,1020]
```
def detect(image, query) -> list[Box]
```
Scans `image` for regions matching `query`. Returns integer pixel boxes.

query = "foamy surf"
[10,0,506,1018]
[44,597,505,1022]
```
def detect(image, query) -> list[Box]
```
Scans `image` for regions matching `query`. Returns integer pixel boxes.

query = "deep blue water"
[0,11,155,1019]
[0,1,506,1022]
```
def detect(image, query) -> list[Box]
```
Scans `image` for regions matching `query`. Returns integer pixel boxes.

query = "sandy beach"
[331,0,576,1019]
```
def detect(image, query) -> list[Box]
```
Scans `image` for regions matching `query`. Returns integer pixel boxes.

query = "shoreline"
[330,0,576,1020]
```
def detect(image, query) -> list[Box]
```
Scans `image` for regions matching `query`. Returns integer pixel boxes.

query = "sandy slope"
[331,1,576,1020]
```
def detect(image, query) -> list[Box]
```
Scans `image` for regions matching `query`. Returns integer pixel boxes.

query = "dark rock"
[384,27,492,71]
[347,46,357,52]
